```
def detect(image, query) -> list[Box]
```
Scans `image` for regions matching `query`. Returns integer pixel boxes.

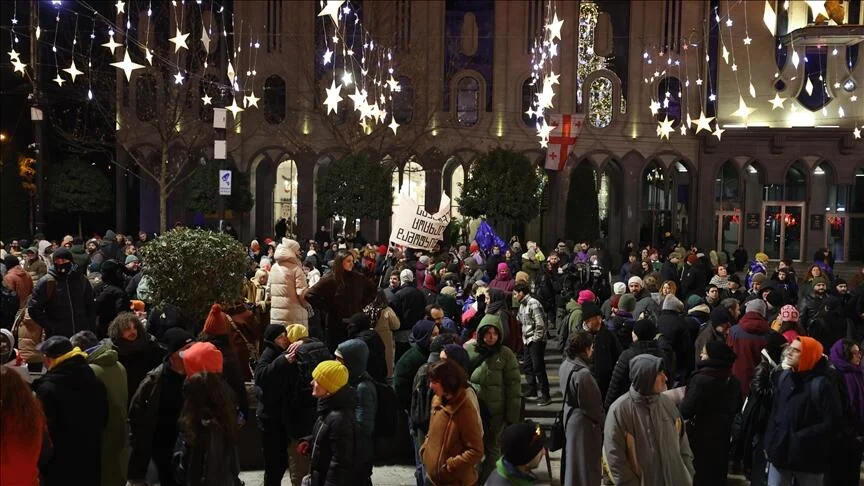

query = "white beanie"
[400,268,414,284]
[613,282,626,295]
[628,276,644,287]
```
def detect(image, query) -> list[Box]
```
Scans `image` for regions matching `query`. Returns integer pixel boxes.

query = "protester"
[514,282,550,405]
[693,306,732,364]
[364,289,401,379]
[827,339,864,486]
[344,312,388,383]
[420,359,484,486]
[270,238,309,327]
[680,341,741,486]
[335,339,378,485]
[484,421,546,486]
[94,259,130,338]
[3,254,33,307]
[604,318,673,410]
[658,294,693,386]
[254,324,296,486]
[466,314,521,482]
[763,336,843,486]
[579,301,622,401]
[394,319,440,412]
[297,360,359,486]
[727,299,772,397]
[559,331,604,486]
[28,247,96,338]
[127,327,194,486]
[0,366,47,486]
[604,354,695,485]
[32,335,108,486]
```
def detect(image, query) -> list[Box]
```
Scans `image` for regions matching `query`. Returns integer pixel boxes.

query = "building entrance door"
[715,210,741,256]
[761,202,805,261]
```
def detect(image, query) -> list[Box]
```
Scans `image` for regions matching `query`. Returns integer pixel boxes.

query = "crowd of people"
[0,229,862,486]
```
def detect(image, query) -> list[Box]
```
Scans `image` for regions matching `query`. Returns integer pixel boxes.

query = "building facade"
[117,0,864,262]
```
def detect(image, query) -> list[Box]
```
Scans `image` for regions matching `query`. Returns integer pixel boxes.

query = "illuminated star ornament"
[169,28,190,53]
[322,48,333,66]
[201,93,213,105]
[103,35,122,56]
[226,97,245,117]
[648,99,661,116]
[712,123,725,141]
[769,93,786,110]
[386,76,400,92]
[692,111,714,134]
[111,49,145,81]
[12,58,27,75]
[173,70,184,85]
[323,80,342,114]
[853,126,861,139]
[115,0,125,14]
[730,96,756,119]
[388,118,400,135]
[546,13,564,42]
[244,91,260,108]
[657,116,674,140]
[53,73,65,86]
[317,0,345,24]
[63,59,84,83]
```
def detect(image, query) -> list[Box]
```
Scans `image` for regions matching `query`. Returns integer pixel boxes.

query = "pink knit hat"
[779,304,799,322]
[577,289,596,305]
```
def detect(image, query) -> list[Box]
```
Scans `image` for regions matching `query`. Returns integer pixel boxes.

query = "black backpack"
[409,364,435,434]
[294,339,332,400]
[0,285,19,330]
[368,378,400,437]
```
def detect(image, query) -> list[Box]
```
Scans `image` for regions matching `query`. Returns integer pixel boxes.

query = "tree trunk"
[159,144,169,233]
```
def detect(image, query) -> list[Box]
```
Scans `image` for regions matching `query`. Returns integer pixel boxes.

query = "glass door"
[825,214,847,262]
[761,202,806,261]
[715,210,741,255]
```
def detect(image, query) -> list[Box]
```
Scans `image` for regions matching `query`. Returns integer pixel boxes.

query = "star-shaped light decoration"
[173,71,184,85]
[388,118,400,135]
[201,26,211,53]
[534,84,555,109]
[743,36,752,45]
[386,76,400,92]
[543,71,560,86]
[648,99,661,115]
[12,58,27,75]
[323,80,342,114]
[201,94,212,105]
[657,116,674,140]
[731,64,738,72]
[680,124,687,136]
[536,118,554,141]
[244,91,260,108]
[8,48,21,62]
[111,50,144,81]
[769,93,786,110]
[730,96,756,119]
[63,59,84,83]
[851,95,858,102]
[102,35,122,56]
[696,78,703,86]
[853,126,861,139]
[721,45,730,64]
[53,73,65,86]
[115,0,125,14]
[686,112,693,128]
[546,13,564,41]
[359,118,370,133]
[341,71,353,87]
[524,106,537,120]
[348,87,368,113]
[692,111,715,133]
[144,48,153,65]
[712,123,726,140]
[322,48,333,66]
[805,0,829,21]
[317,0,345,24]
[169,28,190,53]
[226,97,244,117]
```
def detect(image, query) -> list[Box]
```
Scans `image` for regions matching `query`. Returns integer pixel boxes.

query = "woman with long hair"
[176,372,241,486]
[364,289,401,380]
[1,366,48,486]
[305,250,378,351]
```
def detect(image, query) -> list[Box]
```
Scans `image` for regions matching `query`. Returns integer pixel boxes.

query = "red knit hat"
[203,304,230,335]
[181,342,223,376]
[796,336,823,373]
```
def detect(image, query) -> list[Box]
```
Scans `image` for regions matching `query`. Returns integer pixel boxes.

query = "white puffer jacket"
[269,238,309,326]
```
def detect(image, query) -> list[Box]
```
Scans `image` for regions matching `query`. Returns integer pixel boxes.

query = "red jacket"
[3,266,33,307]
[727,311,771,396]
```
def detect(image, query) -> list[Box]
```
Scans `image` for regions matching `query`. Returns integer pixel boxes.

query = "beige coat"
[374,306,401,378]
[269,240,308,326]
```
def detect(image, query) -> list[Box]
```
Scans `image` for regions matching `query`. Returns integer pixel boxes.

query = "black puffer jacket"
[658,309,695,380]
[253,328,289,428]
[114,333,164,402]
[603,339,672,410]
[308,385,361,486]
[94,260,130,338]
[28,267,96,338]
[393,283,427,331]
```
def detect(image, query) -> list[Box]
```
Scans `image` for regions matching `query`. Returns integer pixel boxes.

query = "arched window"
[274,158,298,229]
[456,76,480,127]
[715,161,740,210]
[450,164,465,218]
[403,160,426,207]
[521,78,536,126]
[785,161,807,201]
[588,76,614,128]
[393,76,414,124]
[263,75,286,124]
[136,74,157,121]
[657,77,682,126]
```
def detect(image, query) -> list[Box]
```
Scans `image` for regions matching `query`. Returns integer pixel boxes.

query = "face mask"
[55,262,72,276]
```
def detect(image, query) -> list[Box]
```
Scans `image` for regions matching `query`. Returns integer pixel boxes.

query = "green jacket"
[467,315,521,427]
[88,341,129,486]
[394,344,428,412]
[557,300,583,352]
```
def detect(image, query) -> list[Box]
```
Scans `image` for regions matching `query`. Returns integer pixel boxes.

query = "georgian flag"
[544,114,585,171]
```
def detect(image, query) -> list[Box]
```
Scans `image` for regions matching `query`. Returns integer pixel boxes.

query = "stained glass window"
[589,77,613,128]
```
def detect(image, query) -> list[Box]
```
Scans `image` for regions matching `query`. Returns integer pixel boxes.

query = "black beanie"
[501,421,547,466]
[765,289,784,309]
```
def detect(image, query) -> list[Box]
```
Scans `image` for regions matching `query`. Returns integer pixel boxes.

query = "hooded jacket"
[308,385,360,486]
[604,355,695,486]
[488,263,515,293]
[253,325,291,428]
[420,387,484,486]
[33,351,109,486]
[727,311,771,397]
[3,264,33,307]
[87,341,130,486]
[604,340,673,410]
[94,260,130,338]
[337,339,378,444]
[466,315,521,427]
[394,320,436,411]
[559,355,604,486]
[763,338,843,473]
[269,238,309,326]
[28,266,95,338]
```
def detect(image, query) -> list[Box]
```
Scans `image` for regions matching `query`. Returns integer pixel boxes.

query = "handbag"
[549,366,578,452]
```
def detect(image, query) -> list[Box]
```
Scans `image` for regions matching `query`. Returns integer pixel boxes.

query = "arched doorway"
[714,160,742,254]
[254,156,277,238]
[761,160,807,261]
[565,161,602,243]
[274,158,299,238]
[640,160,691,246]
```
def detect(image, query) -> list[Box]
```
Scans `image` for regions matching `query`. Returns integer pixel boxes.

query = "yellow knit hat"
[285,324,309,344]
[312,360,348,394]
[755,252,769,263]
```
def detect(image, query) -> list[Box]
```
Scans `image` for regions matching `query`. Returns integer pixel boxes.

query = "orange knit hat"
[203,304,230,335]
[796,336,823,372]
[180,342,223,376]
[130,300,145,313]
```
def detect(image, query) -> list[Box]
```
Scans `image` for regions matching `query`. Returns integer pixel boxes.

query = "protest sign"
[389,192,451,250]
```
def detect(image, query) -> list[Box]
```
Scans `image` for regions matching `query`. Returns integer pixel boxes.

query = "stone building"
[118,0,863,262]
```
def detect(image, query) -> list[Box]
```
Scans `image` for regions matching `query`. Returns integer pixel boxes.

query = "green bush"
[458,148,545,225]
[139,228,249,324]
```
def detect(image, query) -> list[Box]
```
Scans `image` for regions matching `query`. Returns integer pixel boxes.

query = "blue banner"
[474,220,508,253]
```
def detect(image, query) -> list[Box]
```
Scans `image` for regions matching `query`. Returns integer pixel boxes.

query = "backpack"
[368,378,400,437]
[0,285,19,330]
[409,364,435,434]
[294,339,331,401]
